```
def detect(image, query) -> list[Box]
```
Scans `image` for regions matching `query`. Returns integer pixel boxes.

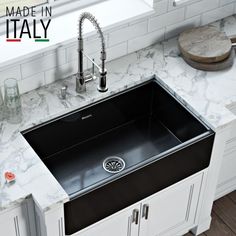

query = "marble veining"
[1,15,236,212]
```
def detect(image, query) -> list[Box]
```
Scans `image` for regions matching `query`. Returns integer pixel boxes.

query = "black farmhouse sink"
[22,78,214,235]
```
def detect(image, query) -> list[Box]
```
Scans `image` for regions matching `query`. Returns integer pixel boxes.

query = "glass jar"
[4,78,22,124]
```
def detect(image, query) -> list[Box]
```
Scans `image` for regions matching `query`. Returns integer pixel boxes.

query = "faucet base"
[76,74,86,93]
[97,86,108,93]
[97,69,107,93]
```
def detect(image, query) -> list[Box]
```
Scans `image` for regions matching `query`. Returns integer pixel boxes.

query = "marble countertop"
[1,15,236,213]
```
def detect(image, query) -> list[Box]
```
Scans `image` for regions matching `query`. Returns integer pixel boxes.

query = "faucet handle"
[76,73,86,93]
[92,58,95,75]
[84,58,98,82]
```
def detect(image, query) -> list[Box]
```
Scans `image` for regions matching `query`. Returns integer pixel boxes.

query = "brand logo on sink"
[5,5,52,43]
[81,114,93,120]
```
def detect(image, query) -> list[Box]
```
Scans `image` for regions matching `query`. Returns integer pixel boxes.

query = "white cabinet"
[216,115,236,199]
[70,173,203,236]
[139,174,202,236]
[0,200,33,236]
[34,204,64,236]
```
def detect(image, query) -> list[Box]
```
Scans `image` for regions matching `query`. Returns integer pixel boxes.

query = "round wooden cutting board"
[182,48,235,71]
[179,25,232,64]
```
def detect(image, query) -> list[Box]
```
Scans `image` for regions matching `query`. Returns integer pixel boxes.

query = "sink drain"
[103,156,125,174]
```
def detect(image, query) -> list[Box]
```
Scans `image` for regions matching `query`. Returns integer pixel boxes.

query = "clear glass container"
[4,78,22,124]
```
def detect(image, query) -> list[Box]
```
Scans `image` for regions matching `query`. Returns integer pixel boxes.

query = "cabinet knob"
[142,204,149,220]
[132,209,139,225]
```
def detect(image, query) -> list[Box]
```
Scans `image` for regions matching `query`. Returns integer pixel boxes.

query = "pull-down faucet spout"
[76,12,108,93]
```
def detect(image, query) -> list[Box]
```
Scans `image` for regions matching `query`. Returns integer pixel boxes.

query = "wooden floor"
[185,190,236,236]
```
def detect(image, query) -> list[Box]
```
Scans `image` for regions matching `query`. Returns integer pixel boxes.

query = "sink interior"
[43,115,181,196]
[22,79,210,197]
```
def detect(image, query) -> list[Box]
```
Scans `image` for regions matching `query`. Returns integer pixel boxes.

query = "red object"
[5,172,16,182]
[6,39,21,42]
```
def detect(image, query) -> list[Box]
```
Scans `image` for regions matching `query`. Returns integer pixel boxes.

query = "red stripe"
[6,39,21,42]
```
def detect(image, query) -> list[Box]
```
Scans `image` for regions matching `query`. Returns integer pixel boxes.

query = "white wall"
[0,0,236,94]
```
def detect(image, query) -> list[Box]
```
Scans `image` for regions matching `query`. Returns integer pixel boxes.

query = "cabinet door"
[35,205,65,236]
[216,120,236,198]
[73,203,141,236]
[0,202,30,236]
[0,210,18,236]
[139,174,202,236]
[16,202,31,236]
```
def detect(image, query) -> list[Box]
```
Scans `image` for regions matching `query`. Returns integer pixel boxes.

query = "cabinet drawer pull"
[58,217,64,236]
[142,204,149,220]
[132,209,139,225]
[14,216,20,236]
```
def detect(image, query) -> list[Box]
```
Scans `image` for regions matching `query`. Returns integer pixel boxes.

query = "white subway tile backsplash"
[66,35,108,63]
[186,0,220,19]
[108,20,148,46]
[85,35,108,54]
[0,0,235,94]
[21,49,66,78]
[66,44,88,72]
[128,28,165,53]
[45,60,77,85]
[165,15,201,38]
[148,8,185,32]
[19,53,45,64]
[201,3,235,25]
[0,65,21,86]
[66,43,77,62]
[18,73,45,94]
[107,42,128,61]
[89,42,128,64]
[105,23,129,34]
[128,17,148,26]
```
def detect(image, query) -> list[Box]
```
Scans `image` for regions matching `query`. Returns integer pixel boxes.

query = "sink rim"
[21,76,210,134]
[21,76,214,200]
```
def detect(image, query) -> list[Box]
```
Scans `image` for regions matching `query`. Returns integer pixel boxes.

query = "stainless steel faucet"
[76,12,108,93]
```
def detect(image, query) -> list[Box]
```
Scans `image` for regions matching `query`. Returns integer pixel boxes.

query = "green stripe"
[35,39,50,42]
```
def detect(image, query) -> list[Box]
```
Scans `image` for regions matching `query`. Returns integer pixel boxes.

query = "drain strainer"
[103,156,125,174]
